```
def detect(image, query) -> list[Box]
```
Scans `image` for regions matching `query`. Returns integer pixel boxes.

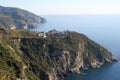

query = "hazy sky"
[0,0,120,15]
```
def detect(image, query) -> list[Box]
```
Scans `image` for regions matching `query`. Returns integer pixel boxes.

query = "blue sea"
[37,15,120,80]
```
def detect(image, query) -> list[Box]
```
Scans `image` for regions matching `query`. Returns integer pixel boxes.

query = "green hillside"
[0,29,118,80]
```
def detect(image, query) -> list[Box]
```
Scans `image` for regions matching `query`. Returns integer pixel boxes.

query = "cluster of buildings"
[9,24,28,30]
[38,29,72,38]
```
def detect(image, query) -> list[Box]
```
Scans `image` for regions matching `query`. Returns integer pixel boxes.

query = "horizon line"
[38,13,120,16]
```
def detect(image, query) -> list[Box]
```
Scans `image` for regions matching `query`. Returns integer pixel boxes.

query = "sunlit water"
[36,15,120,80]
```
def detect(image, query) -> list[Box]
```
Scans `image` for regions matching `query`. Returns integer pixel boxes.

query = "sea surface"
[37,15,120,80]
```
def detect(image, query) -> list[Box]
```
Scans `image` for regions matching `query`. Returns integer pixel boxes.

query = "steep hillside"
[0,6,46,29]
[0,29,118,80]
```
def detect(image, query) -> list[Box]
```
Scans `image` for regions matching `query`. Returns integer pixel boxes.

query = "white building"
[38,32,46,38]
[10,25,16,30]
[23,25,28,29]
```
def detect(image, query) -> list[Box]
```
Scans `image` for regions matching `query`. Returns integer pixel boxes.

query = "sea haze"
[36,15,120,80]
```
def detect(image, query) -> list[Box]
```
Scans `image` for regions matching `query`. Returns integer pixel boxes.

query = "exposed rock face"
[0,29,118,80]
[20,31,117,80]
[0,5,46,29]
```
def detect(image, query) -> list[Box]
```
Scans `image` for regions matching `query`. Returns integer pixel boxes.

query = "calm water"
[37,15,120,80]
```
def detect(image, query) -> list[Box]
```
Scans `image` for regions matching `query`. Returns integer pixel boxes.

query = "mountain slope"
[0,6,46,29]
[0,29,118,80]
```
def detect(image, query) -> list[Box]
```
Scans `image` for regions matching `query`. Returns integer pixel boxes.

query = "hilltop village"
[38,29,73,38]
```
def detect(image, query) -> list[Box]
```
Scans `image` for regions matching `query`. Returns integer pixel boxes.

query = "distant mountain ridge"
[0,5,46,29]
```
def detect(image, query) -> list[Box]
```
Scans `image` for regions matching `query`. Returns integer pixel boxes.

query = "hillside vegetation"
[0,6,46,29]
[0,29,118,80]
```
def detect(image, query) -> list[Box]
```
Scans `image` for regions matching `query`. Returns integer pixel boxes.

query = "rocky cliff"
[0,6,46,29]
[0,29,118,80]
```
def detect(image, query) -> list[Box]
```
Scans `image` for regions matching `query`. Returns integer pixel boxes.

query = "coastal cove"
[36,15,120,80]
[1,0,120,79]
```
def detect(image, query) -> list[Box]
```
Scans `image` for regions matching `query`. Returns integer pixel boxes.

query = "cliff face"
[0,29,117,80]
[0,6,46,29]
